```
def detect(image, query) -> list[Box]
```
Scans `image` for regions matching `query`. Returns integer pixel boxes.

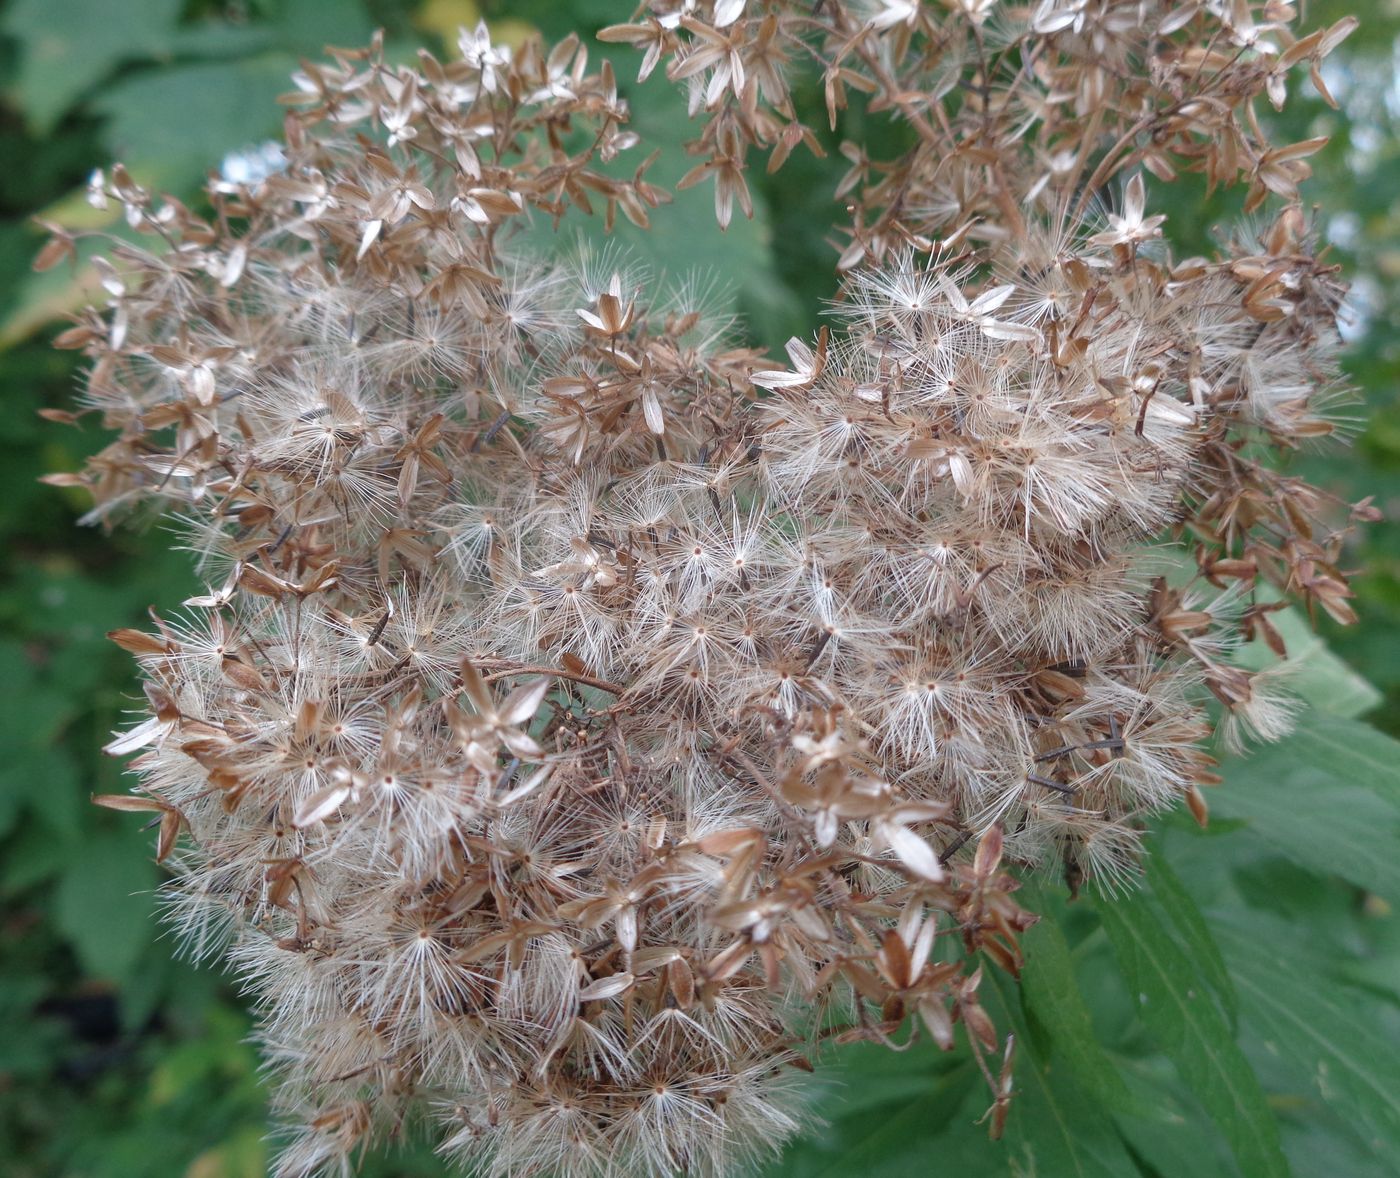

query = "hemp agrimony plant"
[39,3,1373,1175]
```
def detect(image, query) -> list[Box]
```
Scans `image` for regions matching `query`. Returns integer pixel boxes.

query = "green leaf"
[2,0,183,133]
[984,967,1141,1178]
[53,829,158,985]
[1213,910,1400,1161]
[166,23,278,61]
[263,0,375,50]
[1,0,376,138]
[1144,852,1238,1026]
[2,815,76,893]
[1274,1116,1397,1178]
[0,640,85,839]
[1212,712,1400,899]
[1018,883,1144,1116]
[1096,896,1289,1178]
[94,56,299,191]
[766,1049,978,1177]
[1111,1055,1240,1178]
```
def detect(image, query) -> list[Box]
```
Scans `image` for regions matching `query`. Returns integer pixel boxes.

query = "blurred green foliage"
[1,2,1398,1176]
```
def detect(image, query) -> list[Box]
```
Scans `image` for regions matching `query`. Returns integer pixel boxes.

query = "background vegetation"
[1,2,1398,1175]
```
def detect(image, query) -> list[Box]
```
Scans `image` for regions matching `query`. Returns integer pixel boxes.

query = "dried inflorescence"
[604,1,1358,258]
[43,6,1374,1177]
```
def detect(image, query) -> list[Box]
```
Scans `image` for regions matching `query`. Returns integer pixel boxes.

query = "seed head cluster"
[43,5,1372,1176]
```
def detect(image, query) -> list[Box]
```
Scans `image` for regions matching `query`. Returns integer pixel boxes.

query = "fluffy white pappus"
[1218,664,1304,754]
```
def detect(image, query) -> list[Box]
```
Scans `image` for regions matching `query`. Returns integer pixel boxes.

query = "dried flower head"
[47,5,1374,1176]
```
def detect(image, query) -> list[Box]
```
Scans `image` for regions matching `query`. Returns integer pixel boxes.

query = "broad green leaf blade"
[1145,852,1238,1025]
[1096,897,1289,1178]
[53,829,158,985]
[984,967,1141,1178]
[1111,1055,1241,1178]
[1213,911,1400,1160]
[1212,712,1400,899]
[3,0,183,133]
[94,57,298,191]
[263,0,376,50]
[1018,882,1145,1116]
[770,968,1141,1178]
[765,1048,977,1177]
[1275,1117,1397,1178]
